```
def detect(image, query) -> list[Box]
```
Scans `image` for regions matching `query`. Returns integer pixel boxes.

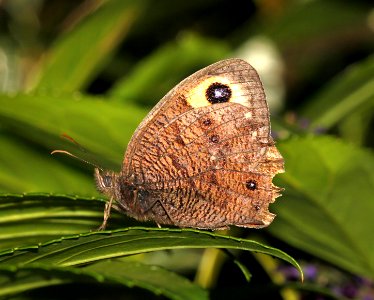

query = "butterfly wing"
[120,58,284,229]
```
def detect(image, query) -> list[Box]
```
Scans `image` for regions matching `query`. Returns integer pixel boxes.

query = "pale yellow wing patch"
[185,75,249,108]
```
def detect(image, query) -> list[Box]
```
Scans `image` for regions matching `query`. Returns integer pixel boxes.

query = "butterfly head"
[94,168,120,199]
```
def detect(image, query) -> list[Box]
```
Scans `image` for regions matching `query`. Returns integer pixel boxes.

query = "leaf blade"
[0,227,303,280]
[32,0,145,93]
[0,260,208,300]
[270,136,374,278]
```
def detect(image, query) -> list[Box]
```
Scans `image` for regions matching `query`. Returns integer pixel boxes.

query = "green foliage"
[109,33,230,105]
[0,0,373,299]
[272,136,374,278]
[302,55,374,131]
[0,261,208,300]
[32,0,146,93]
[0,227,300,268]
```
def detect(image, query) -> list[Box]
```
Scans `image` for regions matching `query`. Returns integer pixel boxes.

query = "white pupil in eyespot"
[214,88,225,98]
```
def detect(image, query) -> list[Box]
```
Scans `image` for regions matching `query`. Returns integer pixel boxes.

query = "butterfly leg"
[153,199,173,224]
[98,196,114,231]
[137,192,174,226]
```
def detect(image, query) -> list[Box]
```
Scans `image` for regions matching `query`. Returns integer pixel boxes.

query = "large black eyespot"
[206,82,232,104]
[102,175,112,187]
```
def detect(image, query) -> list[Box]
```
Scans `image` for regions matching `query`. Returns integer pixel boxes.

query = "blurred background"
[0,0,373,299]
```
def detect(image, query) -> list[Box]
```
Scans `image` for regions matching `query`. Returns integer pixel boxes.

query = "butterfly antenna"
[51,149,104,171]
[61,133,89,153]
[53,133,104,171]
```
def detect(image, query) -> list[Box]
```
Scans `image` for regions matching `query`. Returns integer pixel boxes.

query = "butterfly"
[95,58,284,230]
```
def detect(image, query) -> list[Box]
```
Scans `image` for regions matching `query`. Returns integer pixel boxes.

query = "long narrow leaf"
[0,260,208,300]
[32,0,145,93]
[0,193,126,251]
[0,227,303,280]
[301,55,374,129]
[109,33,229,105]
[0,93,147,169]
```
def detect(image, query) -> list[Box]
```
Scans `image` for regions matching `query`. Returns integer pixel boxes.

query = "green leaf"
[0,260,208,300]
[270,135,374,278]
[0,93,147,170]
[0,193,301,294]
[301,55,374,130]
[0,194,106,251]
[0,268,68,298]
[0,92,148,195]
[338,105,373,145]
[265,1,367,47]
[85,260,208,300]
[0,227,303,281]
[109,32,229,106]
[0,134,94,194]
[32,0,145,93]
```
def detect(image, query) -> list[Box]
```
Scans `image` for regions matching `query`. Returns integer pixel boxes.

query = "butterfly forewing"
[117,58,284,229]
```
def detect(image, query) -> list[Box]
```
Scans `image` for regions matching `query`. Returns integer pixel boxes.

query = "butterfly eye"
[102,175,112,187]
[245,180,257,191]
[206,82,232,104]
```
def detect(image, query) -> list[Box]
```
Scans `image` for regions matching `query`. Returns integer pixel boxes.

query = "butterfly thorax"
[94,168,151,221]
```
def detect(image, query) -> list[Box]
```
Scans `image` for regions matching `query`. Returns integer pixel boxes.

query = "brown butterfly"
[95,58,284,230]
